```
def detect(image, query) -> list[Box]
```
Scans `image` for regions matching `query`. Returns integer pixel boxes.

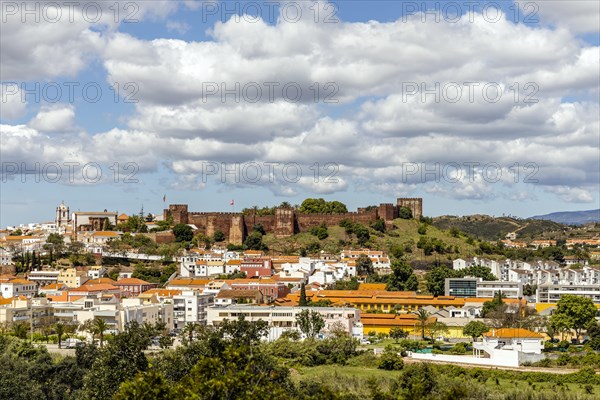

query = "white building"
[87,266,107,280]
[412,328,545,368]
[74,297,174,336]
[27,270,61,287]
[536,283,600,304]
[172,290,215,329]
[0,278,37,299]
[476,280,523,299]
[207,305,363,341]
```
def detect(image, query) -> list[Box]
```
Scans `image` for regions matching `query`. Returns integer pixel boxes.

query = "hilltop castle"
[164,198,422,246]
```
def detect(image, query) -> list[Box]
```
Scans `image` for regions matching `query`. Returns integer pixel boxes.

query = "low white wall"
[409,351,520,368]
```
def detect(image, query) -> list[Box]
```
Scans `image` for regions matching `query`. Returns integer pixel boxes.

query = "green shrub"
[378,346,404,371]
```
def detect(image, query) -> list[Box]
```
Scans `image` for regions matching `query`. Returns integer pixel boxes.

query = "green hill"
[431,215,565,241]
[262,218,483,268]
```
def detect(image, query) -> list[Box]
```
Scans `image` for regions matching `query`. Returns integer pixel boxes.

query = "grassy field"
[293,364,600,399]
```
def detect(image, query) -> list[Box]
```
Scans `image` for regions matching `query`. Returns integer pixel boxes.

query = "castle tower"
[274,208,296,237]
[56,201,70,227]
[397,198,423,220]
[229,215,245,246]
[165,204,189,224]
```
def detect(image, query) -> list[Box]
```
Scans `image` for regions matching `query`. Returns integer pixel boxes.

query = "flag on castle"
[230,199,234,206]
[163,194,166,203]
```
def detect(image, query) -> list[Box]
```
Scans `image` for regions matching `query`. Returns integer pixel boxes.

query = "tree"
[299,283,308,306]
[459,265,497,281]
[252,223,266,235]
[91,318,109,347]
[425,322,448,343]
[425,265,456,296]
[414,309,430,340]
[296,310,325,339]
[551,295,597,338]
[244,231,266,251]
[54,322,66,349]
[354,225,370,246]
[213,230,225,242]
[82,321,155,400]
[463,321,489,342]
[219,315,269,348]
[44,233,65,262]
[371,218,386,233]
[387,260,418,291]
[587,320,600,351]
[181,323,201,344]
[481,292,504,317]
[356,254,373,276]
[172,224,193,243]
[12,322,29,339]
[389,327,409,343]
[398,207,413,219]
[378,345,404,370]
[114,370,184,400]
[309,224,329,240]
[299,198,347,214]
[417,224,427,235]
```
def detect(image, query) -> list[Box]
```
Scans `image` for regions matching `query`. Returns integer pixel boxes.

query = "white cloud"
[530,1,600,34]
[3,2,598,205]
[544,186,595,203]
[28,105,76,132]
[0,84,27,120]
[166,20,191,34]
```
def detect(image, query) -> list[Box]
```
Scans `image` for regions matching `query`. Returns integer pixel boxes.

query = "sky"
[1,0,599,227]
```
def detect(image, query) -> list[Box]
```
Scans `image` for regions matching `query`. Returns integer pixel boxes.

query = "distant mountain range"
[529,209,600,225]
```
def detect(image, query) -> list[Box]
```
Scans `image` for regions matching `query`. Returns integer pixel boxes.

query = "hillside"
[262,218,483,268]
[530,209,600,225]
[431,215,565,241]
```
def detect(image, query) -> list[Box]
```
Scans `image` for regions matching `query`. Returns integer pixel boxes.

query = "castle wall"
[164,198,422,244]
[295,210,378,232]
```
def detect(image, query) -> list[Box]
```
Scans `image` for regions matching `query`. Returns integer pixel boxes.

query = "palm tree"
[54,322,66,349]
[92,318,108,347]
[12,322,29,340]
[414,309,430,340]
[181,322,199,343]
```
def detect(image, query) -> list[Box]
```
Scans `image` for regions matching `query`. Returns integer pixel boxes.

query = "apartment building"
[476,280,523,299]
[172,290,214,329]
[207,305,363,341]
[536,284,600,304]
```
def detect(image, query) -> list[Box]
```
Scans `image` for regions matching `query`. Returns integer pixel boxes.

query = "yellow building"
[57,268,89,288]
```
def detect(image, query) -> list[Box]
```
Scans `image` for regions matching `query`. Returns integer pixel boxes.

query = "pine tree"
[299,283,308,306]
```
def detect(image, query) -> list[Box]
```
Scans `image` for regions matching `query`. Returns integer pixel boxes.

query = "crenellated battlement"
[164,198,422,242]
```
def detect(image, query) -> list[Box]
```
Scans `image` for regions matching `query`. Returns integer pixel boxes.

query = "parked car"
[64,338,82,349]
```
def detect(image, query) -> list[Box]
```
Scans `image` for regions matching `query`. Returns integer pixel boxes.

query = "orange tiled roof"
[0,297,13,306]
[87,278,117,285]
[140,289,182,297]
[484,328,544,339]
[92,231,120,237]
[167,278,211,286]
[47,292,84,302]
[115,277,152,285]
[40,283,66,291]
[361,313,436,327]
[358,283,387,291]
[70,284,119,292]
[7,278,35,285]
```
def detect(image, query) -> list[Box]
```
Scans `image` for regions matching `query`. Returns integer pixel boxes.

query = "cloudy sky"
[1,0,599,226]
